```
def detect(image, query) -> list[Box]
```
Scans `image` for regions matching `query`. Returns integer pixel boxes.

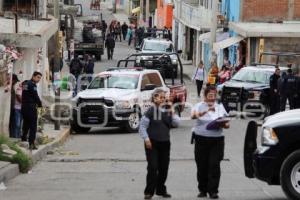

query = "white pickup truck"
[71,68,170,133]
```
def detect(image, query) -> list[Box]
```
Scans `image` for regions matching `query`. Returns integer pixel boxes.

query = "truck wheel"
[70,120,91,134]
[280,150,300,200]
[123,112,140,133]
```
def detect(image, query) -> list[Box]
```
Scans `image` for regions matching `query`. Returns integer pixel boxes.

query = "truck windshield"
[89,75,139,89]
[143,42,173,52]
[231,69,272,84]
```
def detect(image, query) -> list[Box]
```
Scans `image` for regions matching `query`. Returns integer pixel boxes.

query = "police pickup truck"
[135,38,182,78]
[244,109,300,200]
[218,65,288,117]
[71,68,186,133]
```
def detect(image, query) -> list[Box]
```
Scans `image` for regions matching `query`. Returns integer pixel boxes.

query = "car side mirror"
[142,84,156,91]
[136,46,141,51]
[177,50,182,54]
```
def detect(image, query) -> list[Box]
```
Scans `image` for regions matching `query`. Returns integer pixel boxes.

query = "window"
[148,73,163,87]
[89,75,139,89]
[141,75,151,90]
[143,41,174,52]
[141,73,163,90]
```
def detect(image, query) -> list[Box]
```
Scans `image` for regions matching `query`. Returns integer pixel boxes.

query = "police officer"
[280,69,297,111]
[139,88,180,199]
[269,67,280,114]
[21,71,42,150]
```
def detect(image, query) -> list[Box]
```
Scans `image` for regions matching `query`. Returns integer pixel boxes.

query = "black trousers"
[122,32,127,40]
[194,135,224,194]
[270,92,280,115]
[107,48,114,60]
[144,140,170,195]
[196,80,204,97]
[21,105,38,145]
[280,94,296,111]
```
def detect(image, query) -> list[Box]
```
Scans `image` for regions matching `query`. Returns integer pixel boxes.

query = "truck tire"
[123,112,140,133]
[244,121,257,178]
[280,150,300,200]
[70,120,91,134]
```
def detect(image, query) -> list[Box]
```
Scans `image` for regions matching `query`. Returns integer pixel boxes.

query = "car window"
[89,75,139,89]
[141,74,151,90]
[148,73,163,87]
[231,68,273,84]
[89,77,105,89]
[143,41,172,52]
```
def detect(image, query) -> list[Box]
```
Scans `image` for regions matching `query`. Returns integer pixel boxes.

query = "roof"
[97,68,160,76]
[229,22,300,38]
[144,38,172,44]
[0,17,58,48]
[244,65,289,72]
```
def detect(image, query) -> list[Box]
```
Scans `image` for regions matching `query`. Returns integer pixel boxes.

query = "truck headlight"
[248,91,261,101]
[262,127,278,146]
[171,59,177,64]
[115,100,131,109]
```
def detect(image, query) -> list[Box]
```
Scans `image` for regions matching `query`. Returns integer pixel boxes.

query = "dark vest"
[145,106,173,142]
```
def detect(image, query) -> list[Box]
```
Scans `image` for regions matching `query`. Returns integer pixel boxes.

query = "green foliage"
[0,135,32,173]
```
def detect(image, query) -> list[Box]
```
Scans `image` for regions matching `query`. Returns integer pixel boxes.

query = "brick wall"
[241,0,292,22]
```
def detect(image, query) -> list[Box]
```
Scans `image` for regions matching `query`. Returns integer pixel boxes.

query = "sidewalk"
[0,124,70,183]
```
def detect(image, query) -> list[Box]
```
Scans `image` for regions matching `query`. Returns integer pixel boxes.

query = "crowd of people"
[269,66,300,114]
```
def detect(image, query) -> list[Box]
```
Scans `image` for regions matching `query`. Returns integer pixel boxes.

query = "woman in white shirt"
[191,85,230,199]
[192,61,206,97]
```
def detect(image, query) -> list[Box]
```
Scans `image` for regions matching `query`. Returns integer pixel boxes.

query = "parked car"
[244,109,300,200]
[136,38,182,78]
[218,65,288,117]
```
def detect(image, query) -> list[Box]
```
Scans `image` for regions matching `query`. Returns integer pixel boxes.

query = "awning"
[199,31,230,43]
[199,32,210,42]
[213,35,244,52]
[230,22,300,38]
[132,7,141,14]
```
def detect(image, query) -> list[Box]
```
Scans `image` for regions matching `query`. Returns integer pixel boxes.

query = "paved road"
[0,2,287,200]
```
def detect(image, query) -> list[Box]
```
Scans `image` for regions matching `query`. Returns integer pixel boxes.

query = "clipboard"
[206,117,230,130]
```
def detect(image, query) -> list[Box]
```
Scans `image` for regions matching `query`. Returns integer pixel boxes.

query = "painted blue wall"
[222,0,241,66]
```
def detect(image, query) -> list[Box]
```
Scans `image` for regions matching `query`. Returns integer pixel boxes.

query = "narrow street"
[0,1,289,200]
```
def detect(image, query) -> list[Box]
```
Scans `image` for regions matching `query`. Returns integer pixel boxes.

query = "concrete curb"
[0,163,19,183]
[31,128,71,165]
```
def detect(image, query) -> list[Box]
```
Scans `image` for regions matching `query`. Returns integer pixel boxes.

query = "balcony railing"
[173,0,212,30]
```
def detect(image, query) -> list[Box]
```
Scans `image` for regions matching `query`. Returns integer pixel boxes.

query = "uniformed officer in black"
[269,67,280,114]
[21,71,42,150]
[280,69,297,111]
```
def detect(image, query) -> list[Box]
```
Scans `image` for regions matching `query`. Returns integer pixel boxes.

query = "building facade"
[173,0,214,68]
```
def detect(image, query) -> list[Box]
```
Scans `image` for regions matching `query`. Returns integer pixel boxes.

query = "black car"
[244,109,300,200]
[219,65,288,117]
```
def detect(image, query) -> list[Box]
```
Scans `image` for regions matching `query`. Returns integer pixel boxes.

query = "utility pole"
[112,0,117,14]
[139,0,144,26]
[54,0,61,130]
[145,0,149,27]
[209,0,219,65]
